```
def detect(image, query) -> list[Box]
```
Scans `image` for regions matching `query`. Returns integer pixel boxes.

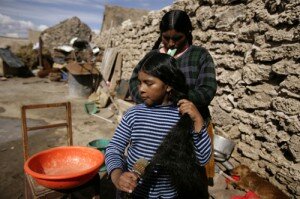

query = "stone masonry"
[93,0,300,197]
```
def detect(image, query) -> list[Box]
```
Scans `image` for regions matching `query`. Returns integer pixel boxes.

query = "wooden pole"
[38,36,43,67]
[21,106,29,161]
[66,102,73,146]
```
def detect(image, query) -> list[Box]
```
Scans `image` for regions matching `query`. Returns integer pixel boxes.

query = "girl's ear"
[167,86,172,92]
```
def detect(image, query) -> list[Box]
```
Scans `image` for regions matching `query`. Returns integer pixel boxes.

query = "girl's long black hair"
[152,10,194,50]
[139,52,209,199]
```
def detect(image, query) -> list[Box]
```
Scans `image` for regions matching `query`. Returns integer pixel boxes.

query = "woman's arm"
[188,49,217,108]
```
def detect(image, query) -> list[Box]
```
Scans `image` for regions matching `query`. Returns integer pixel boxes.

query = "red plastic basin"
[24,146,104,189]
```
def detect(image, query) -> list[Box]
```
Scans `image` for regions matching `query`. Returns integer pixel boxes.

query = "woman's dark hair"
[152,10,193,50]
[139,51,188,104]
[140,51,209,198]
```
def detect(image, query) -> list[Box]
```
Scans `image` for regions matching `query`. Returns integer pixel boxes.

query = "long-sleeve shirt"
[129,45,217,119]
[105,103,212,199]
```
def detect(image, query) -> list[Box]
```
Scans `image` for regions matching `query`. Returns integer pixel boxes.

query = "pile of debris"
[83,47,135,124]
[35,16,102,82]
[38,16,134,121]
[0,47,33,78]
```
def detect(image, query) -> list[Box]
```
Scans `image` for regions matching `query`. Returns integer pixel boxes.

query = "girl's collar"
[144,103,176,108]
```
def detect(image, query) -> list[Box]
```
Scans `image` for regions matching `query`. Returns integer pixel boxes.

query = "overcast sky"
[0,0,174,38]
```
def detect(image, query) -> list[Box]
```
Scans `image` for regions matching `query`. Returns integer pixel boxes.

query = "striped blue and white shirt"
[105,103,212,199]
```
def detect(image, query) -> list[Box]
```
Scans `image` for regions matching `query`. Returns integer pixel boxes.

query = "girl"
[105,52,211,199]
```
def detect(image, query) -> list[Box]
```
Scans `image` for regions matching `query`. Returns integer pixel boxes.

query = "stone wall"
[93,0,300,197]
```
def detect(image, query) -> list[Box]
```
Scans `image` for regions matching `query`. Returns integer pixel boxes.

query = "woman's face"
[138,70,171,106]
[161,29,187,53]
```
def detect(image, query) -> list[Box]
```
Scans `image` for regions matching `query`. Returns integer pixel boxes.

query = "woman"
[129,10,217,121]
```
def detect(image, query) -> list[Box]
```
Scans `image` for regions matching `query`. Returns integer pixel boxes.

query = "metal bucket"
[214,134,236,170]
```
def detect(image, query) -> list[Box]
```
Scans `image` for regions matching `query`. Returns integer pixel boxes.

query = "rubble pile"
[41,17,92,56]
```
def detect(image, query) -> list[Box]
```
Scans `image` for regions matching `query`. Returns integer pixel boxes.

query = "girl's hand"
[111,169,138,193]
[177,99,204,133]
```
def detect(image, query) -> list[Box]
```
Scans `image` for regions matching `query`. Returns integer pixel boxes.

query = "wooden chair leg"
[205,122,215,186]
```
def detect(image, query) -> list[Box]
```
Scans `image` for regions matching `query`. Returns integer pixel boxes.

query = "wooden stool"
[21,102,100,199]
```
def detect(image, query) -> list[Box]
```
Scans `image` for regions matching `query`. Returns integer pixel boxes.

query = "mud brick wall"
[0,36,30,53]
[93,0,300,197]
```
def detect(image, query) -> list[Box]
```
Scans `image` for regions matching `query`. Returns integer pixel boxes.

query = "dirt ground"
[0,76,118,198]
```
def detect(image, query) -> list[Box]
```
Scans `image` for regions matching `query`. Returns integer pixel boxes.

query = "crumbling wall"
[93,0,300,197]
[28,29,41,44]
[100,5,149,33]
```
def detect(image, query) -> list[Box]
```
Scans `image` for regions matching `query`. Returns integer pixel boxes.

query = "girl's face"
[138,70,171,106]
[161,29,187,53]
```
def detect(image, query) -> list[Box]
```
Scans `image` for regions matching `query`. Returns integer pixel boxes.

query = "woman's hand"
[177,99,204,133]
[111,169,138,193]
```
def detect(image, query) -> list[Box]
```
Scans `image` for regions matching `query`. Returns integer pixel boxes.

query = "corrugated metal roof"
[0,48,24,68]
